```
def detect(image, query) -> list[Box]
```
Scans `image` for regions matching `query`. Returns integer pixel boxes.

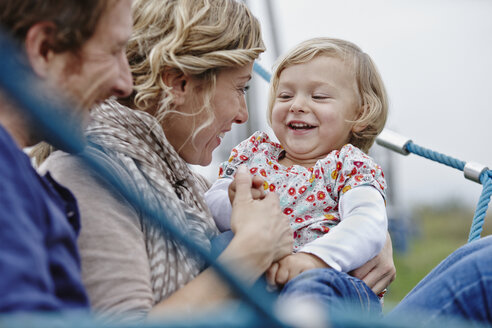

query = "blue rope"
[1,29,490,327]
[253,62,272,82]
[0,33,287,328]
[0,31,84,154]
[468,170,492,242]
[403,141,491,242]
[256,61,491,242]
[405,142,466,171]
[257,61,492,241]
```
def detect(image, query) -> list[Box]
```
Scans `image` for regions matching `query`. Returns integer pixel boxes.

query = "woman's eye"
[238,85,250,95]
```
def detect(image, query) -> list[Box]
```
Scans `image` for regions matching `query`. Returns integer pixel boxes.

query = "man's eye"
[112,48,124,56]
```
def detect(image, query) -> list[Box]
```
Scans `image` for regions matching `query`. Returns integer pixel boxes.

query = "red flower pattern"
[218,133,386,252]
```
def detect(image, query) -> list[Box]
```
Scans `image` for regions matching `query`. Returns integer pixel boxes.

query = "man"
[0,0,132,312]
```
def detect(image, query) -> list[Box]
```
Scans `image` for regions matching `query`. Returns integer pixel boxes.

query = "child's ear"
[24,21,58,78]
[351,105,367,133]
[352,121,366,133]
[162,69,190,106]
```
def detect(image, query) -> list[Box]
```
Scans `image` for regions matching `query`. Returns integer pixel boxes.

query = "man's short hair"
[0,0,109,53]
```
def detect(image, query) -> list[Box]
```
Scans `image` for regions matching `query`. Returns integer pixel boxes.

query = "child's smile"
[287,120,318,134]
[271,55,361,168]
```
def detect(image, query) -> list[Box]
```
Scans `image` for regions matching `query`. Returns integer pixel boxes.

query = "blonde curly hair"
[267,37,388,153]
[126,0,265,145]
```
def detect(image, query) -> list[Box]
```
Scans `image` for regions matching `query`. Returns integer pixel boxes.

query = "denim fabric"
[387,235,492,325]
[211,232,381,326]
[279,268,381,315]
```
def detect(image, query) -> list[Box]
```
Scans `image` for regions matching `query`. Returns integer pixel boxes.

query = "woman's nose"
[234,98,249,124]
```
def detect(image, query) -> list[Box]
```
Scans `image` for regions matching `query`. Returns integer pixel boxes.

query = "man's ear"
[24,21,58,78]
[161,69,190,106]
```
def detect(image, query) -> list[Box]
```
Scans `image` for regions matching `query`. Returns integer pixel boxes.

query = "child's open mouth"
[288,122,315,130]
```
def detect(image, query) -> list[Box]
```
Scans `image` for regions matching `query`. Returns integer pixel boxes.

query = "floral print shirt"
[219,131,387,251]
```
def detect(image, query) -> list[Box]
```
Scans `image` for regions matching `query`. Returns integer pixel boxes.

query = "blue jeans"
[280,268,381,316]
[387,235,492,325]
[211,231,381,323]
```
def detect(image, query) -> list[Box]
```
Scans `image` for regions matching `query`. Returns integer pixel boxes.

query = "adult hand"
[228,174,265,203]
[230,166,292,264]
[266,253,329,288]
[349,232,396,295]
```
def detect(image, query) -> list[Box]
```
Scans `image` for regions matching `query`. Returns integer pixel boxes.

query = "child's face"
[271,55,360,164]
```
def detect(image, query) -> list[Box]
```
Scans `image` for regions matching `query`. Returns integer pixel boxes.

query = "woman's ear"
[162,69,190,106]
[24,21,58,78]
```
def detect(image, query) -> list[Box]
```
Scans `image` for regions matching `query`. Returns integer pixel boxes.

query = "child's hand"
[228,174,265,203]
[266,253,330,287]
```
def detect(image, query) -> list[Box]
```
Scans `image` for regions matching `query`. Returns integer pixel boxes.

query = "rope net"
[0,34,490,328]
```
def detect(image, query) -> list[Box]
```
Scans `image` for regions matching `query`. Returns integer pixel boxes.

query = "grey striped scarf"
[86,98,219,304]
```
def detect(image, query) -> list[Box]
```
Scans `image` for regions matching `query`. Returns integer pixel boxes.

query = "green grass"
[383,205,492,312]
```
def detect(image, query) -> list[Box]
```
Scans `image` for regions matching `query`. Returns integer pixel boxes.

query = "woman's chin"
[186,153,212,166]
[197,157,212,166]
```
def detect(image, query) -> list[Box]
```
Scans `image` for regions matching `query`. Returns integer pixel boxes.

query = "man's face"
[48,0,133,111]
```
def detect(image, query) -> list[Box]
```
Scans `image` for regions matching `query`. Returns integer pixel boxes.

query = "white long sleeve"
[300,186,387,272]
[204,178,233,232]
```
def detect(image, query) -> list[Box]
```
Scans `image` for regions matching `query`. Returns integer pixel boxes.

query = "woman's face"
[164,62,253,165]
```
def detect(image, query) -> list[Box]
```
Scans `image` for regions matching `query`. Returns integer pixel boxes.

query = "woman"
[41,0,395,322]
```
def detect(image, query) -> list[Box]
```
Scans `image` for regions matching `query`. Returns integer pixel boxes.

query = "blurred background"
[192,0,492,310]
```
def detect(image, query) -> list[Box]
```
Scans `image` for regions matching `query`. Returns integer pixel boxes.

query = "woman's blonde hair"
[267,37,388,153]
[126,0,265,146]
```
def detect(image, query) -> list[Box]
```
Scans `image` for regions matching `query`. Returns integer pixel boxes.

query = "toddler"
[206,37,389,306]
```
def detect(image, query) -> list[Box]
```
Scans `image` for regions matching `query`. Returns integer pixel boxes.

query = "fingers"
[232,165,253,205]
[355,260,396,294]
[251,176,265,200]
[358,267,378,289]
[266,262,279,286]
[371,276,391,295]
[251,175,265,189]
[365,269,396,294]
[250,188,264,200]
[228,180,236,204]
[275,264,290,286]
[349,257,376,281]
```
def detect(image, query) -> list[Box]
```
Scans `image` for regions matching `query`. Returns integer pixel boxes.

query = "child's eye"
[277,93,292,100]
[312,94,330,100]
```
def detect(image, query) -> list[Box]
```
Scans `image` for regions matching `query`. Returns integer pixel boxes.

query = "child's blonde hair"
[267,37,387,153]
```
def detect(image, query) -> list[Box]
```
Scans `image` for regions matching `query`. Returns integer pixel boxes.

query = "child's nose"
[289,98,307,113]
